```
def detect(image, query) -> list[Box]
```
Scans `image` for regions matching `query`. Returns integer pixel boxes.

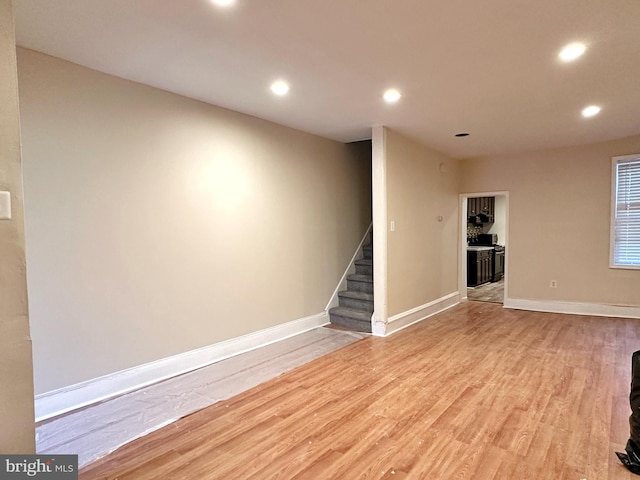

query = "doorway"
[459,192,509,304]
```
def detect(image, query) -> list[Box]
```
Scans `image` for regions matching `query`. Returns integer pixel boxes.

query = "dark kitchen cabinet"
[492,249,505,282]
[468,197,495,223]
[467,249,493,287]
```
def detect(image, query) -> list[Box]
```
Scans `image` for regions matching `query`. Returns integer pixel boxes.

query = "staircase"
[328,230,373,333]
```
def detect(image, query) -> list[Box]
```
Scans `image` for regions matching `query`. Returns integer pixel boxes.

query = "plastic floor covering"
[36,326,368,468]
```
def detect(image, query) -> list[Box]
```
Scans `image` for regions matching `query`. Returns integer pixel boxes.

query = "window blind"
[613,156,640,267]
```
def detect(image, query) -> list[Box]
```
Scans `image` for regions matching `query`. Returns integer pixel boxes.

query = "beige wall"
[461,135,640,305]
[17,49,371,394]
[385,129,460,317]
[0,0,35,453]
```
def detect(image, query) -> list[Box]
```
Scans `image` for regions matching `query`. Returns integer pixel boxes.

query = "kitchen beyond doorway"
[461,191,509,305]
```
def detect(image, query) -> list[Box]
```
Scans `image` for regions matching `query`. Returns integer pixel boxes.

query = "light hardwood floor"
[80,301,640,479]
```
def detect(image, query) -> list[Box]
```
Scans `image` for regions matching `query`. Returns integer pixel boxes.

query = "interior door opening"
[460,193,509,305]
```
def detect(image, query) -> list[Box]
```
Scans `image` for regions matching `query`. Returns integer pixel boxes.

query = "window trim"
[610,153,640,270]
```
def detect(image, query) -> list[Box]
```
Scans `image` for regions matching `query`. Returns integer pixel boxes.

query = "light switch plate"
[0,191,12,220]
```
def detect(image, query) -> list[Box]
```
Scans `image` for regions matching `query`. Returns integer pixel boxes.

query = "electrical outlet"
[390,220,395,232]
[550,280,558,288]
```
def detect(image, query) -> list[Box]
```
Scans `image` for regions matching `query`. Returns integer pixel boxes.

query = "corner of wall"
[0,0,36,453]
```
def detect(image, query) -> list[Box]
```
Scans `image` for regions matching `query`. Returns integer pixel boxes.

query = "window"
[611,154,640,268]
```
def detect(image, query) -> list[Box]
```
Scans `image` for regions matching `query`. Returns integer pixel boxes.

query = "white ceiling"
[13,0,640,159]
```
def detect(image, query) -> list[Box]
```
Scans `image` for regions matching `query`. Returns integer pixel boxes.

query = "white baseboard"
[380,292,460,336]
[504,298,640,319]
[372,317,386,336]
[35,312,329,422]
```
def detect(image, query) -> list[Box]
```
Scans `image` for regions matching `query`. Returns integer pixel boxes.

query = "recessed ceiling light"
[582,105,601,118]
[270,80,290,96]
[383,88,402,103]
[211,0,236,6]
[559,42,586,62]
[455,132,470,137]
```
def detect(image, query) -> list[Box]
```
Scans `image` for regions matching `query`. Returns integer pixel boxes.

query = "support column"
[371,126,388,336]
